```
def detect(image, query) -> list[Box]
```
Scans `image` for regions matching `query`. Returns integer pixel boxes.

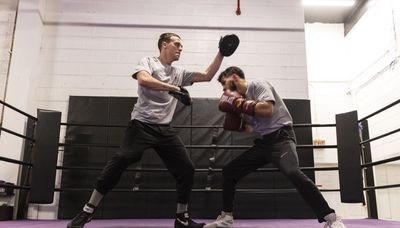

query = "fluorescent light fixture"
[303,0,356,7]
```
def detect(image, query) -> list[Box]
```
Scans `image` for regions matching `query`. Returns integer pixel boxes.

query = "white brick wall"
[305,24,355,163]
[345,0,400,163]
[305,23,366,218]
[37,26,308,106]
[43,0,304,29]
[315,168,367,218]
[374,164,400,220]
[306,0,400,221]
[346,0,400,220]
[35,0,308,124]
[0,0,17,122]
[0,0,45,213]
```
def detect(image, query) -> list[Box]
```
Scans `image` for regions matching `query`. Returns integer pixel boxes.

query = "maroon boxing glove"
[218,91,257,116]
[223,112,245,131]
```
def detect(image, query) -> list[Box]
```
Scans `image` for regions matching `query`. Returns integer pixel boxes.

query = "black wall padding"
[284,99,315,182]
[29,109,61,204]
[59,96,315,219]
[335,111,364,203]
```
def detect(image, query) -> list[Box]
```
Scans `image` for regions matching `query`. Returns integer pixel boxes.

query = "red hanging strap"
[236,0,241,15]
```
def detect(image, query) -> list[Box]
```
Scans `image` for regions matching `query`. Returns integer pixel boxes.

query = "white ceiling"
[304,0,365,23]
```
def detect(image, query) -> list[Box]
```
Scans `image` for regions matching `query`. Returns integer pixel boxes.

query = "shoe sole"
[67,224,84,228]
[203,224,219,228]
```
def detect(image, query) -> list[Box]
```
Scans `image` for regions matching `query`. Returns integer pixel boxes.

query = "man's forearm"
[136,71,179,91]
[204,52,224,80]
[192,53,224,83]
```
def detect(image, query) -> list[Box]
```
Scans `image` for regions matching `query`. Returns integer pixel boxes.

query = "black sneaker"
[66,204,95,228]
[175,212,205,228]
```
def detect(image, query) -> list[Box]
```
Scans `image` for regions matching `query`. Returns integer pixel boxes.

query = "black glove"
[169,86,192,106]
[219,34,240,57]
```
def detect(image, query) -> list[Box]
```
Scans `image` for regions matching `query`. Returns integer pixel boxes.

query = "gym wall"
[0,0,308,219]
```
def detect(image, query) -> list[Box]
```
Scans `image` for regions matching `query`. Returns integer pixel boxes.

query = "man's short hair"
[158,33,181,51]
[217,66,245,83]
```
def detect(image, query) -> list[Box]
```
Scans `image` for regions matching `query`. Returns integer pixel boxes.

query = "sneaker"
[66,204,95,228]
[204,212,234,228]
[175,212,205,228]
[323,213,346,228]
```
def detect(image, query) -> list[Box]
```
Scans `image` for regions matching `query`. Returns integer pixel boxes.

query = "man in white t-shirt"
[204,66,346,228]
[67,32,238,228]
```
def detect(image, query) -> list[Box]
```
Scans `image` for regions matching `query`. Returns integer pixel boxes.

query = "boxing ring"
[1,98,400,228]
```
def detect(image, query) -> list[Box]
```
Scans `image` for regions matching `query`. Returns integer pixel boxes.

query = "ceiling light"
[302,0,356,7]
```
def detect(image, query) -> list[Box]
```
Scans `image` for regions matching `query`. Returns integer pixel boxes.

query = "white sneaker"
[204,212,234,228]
[323,213,346,228]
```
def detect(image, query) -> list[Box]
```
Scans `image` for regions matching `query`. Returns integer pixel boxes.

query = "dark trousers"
[222,126,334,222]
[94,119,195,204]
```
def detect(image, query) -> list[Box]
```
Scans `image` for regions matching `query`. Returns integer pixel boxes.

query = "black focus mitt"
[169,86,192,106]
[219,34,240,57]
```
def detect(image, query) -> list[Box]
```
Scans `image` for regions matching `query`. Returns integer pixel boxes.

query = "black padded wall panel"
[59,97,111,219]
[335,111,364,203]
[59,96,315,219]
[29,109,61,204]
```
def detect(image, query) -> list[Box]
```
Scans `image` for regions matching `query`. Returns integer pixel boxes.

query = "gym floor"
[1,219,400,228]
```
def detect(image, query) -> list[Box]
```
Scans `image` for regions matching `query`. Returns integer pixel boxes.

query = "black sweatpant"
[222,126,334,222]
[94,119,195,204]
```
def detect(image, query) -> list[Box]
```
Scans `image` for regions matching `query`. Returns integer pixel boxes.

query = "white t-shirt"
[131,57,195,124]
[245,80,293,135]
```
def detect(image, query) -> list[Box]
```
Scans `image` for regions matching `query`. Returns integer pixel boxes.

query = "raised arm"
[192,52,224,83]
[192,34,240,83]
